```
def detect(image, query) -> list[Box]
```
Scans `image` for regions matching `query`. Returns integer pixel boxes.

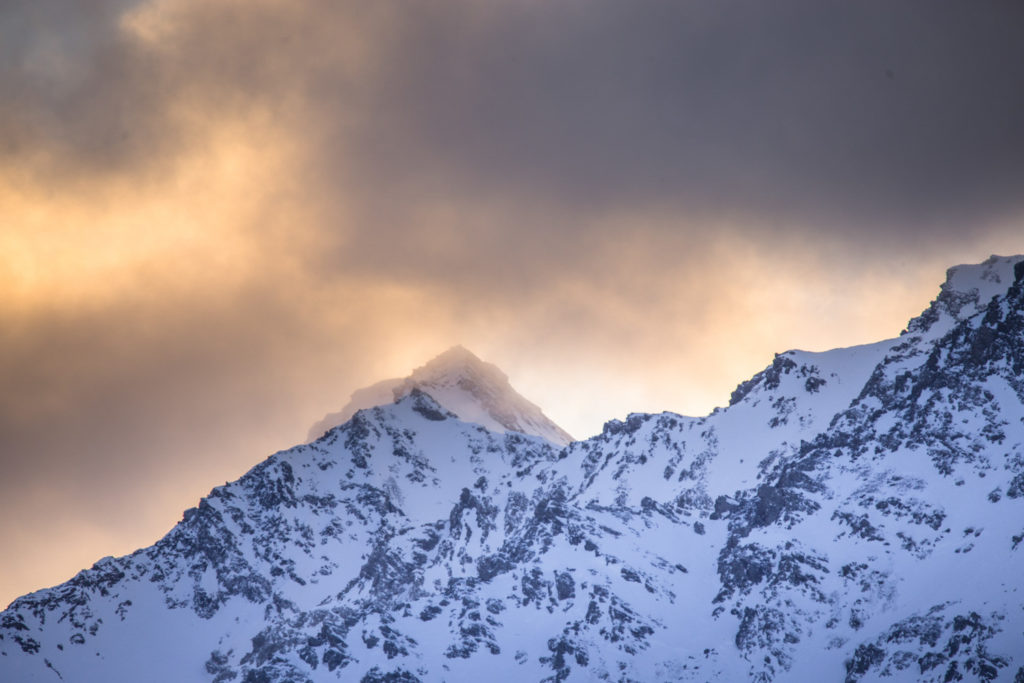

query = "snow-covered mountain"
[3,255,1024,682]
[308,345,573,447]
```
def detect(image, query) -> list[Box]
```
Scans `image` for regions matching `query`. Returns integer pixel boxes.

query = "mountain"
[3,255,1024,682]
[307,345,573,447]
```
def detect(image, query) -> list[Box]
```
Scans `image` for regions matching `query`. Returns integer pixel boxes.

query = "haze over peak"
[308,346,573,446]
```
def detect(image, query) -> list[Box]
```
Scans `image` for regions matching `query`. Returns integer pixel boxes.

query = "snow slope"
[3,255,1024,682]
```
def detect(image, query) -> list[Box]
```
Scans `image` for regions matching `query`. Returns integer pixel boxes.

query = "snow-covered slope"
[3,255,1024,682]
[308,346,573,447]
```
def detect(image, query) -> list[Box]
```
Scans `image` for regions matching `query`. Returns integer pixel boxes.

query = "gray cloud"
[2,0,1023,606]
[6,1,1023,242]
[0,0,175,181]
[331,0,1024,238]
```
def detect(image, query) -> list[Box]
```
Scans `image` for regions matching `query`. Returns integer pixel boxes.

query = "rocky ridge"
[2,255,1024,682]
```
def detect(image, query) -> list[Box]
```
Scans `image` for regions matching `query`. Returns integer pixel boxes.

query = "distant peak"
[435,344,476,360]
[412,345,499,375]
[309,347,573,446]
[405,345,509,391]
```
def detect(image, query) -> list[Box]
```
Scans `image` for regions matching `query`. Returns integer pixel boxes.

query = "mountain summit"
[3,256,1024,682]
[908,254,1024,336]
[308,345,573,446]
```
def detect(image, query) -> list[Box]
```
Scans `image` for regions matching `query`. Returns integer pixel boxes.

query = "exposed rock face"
[308,346,573,446]
[3,255,1024,682]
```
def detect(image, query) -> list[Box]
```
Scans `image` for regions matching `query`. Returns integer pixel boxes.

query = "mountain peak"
[944,253,1023,299]
[406,345,503,385]
[308,347,573,445]
[907,253,1024,336]
[7,256,1024,681]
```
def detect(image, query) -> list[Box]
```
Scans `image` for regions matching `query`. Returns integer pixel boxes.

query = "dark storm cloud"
[333,0,1024,242]
[6,0,1023,240]
[0,0,176,180]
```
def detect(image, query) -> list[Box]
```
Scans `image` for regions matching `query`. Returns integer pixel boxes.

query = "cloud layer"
[1,0,1022,606]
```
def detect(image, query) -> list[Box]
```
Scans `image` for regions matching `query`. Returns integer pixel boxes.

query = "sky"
[2,0,1023,607]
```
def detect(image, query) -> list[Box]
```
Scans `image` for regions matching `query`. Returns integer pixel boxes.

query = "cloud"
[2,0,1023,606]
[316,0,1024,241]
[6,0,1024,249]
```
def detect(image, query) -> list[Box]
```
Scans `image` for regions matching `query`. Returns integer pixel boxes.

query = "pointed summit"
[308,346,573,445]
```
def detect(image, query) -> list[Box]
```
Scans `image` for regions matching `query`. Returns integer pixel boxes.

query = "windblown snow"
[308,346,573,447]
[3,255,1024,682]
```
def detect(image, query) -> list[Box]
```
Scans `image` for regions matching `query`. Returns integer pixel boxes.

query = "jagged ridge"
[3,255,1024,682]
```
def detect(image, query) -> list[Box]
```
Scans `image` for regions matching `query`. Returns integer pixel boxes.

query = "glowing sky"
[2,0,1023,607]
